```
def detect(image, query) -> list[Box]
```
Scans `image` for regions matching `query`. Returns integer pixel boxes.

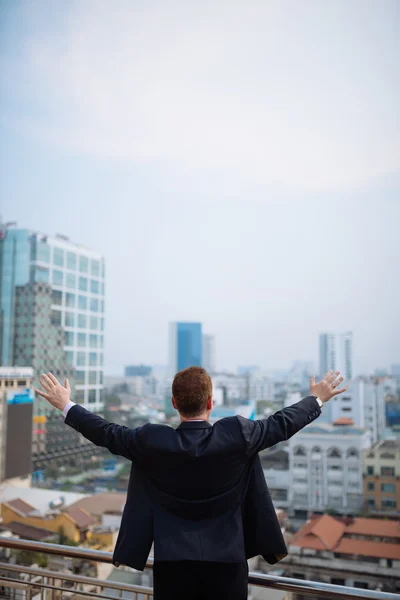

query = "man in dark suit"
[36,367,346,600]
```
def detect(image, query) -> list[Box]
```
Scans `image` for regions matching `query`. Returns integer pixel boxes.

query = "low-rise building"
[363,440,400,515]
[288,422,371,516]
[282,514,400,594]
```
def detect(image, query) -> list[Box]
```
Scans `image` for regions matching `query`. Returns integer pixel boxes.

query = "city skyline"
[1,1,399,376]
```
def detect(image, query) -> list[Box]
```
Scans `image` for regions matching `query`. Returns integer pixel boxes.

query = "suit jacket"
[65,396,321,570]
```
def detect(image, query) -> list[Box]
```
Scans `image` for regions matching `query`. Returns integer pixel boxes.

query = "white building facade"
[319,332,352,380]
[288,423,371,515]
[202,334,216,373]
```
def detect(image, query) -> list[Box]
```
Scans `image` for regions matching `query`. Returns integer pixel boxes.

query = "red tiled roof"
[9,521,56,542]
[290,515,345,550]
[345,518,400,539]
[67,493,126,517]
[336,539,400,561]
[5,498,36,517]
[333,417,354,425]
[65,507,96,530]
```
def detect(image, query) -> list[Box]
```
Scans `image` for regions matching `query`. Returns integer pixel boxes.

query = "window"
[367,497,375,507]
[78,314,87,329]
[67,252,76,270]
[64,331,74,346]
[91,259,100,277]
[367,466,374,476]
[90,316,98,330]
[328,465,342,471]
[294,477,307,483]
[90,279,99,294]
[354,582,369,590]
[380,452,395,459]
[101,299,105,313]
[102,282,105,295]
[90,298,99,312]
[79,255,89,273]
[78,295,87,310]
[65,350,74,365]
[52,270,63,286]
[52,290,62,306]
[327,448,341,458]
[78,333,86,347]
[381,466,395,477]
[381,483,396,493]
[89,334,97,348]
[33,266,49,283]
[382,498,397,508]
[349,467,359,473]
[89,352,97,366]
[88,389,96,403]
[100,318,104,331]
[100,371,104,384]
[51,310,62,326]
[76,371,85,384]
[37,242,50,263]
[367,482,375,491]
[89,371,97,384]
[77,352,86,366]
[79,276,88,291]
[347,448,359,458]
[99,353,104,365]
[53,247,64,267]
[65,292,75,308]
[74,390,85,403]
[65,312,75,327]
[66,273,76,289]
[99,335,104,348]
[342,407,352,412]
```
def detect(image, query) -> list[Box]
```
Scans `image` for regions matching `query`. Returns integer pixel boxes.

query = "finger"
[40,376,52,392]
[64,378,71,391]
[333,386,348,396]
[47,373,59,385]
[324,370,333,380]
[41,374,55,389]
[310,375,316,386]
[329,370,340,383]
[35,389,50,400]
[332,376,344,388]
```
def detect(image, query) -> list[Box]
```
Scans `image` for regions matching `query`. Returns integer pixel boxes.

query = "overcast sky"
[1,0,399,377]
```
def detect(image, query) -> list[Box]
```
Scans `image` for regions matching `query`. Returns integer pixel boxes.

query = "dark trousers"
[153,560,248,600]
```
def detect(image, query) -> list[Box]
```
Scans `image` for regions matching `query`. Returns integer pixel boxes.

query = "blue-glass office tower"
[169,322,202,375]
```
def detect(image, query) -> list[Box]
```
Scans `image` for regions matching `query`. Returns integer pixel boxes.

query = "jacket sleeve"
[238,396,321,455]
[65,404,146,461]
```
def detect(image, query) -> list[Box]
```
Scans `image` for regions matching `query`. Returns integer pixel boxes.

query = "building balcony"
[1,537,398,599]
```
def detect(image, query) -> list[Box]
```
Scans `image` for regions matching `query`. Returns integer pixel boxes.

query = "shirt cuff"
[63,401,76,419]
[316,397,323,408]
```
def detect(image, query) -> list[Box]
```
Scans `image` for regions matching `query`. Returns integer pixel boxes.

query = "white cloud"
[3,0,399,189]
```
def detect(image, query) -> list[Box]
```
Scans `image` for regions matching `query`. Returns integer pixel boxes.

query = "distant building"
[202,334,216,373]
[0,223,105,411]
[288,422,370,516]
[363,440,400,515]
[284,514,400,593]
[168,322,202,375]
[0,367,34,483]
[391,364,400,379]
[124,365,153,377]
[319,332,352,380]
[237,366,259,377]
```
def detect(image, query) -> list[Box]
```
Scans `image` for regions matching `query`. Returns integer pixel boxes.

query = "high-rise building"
[319,332,352,380]
[168,322,202,376]
[202,334,216,373]
[0,223,105,411]
[0,367,34,483]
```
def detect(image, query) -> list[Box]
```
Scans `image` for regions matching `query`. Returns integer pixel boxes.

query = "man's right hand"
[310,371,347,404]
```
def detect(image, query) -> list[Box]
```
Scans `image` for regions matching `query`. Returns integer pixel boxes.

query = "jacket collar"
[176,420,212,430]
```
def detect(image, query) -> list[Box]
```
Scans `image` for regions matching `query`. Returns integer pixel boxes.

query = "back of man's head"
[172,366,212,418]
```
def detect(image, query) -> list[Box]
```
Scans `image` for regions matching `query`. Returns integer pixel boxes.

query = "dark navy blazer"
[65,396,321,570]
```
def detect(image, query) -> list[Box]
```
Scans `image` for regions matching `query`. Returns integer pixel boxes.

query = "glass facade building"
[169,321,202,375]
[0,225,105,412]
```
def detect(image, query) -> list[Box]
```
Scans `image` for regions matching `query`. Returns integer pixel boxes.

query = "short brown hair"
[172,366,212,418]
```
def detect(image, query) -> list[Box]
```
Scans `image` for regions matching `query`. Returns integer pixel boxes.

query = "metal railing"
[0,537,398,599]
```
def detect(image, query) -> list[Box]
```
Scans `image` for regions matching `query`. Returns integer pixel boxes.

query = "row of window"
[74,388,104,404]
[64,340,103,363]
[52,290,104,312]
[75,370,103,384]
[367,482,396,493]
[33,266,105,294]
[367,466,396,477]
[294,446,359,458]
[64,331,104,349]
[36,243,104,276]
[367,497,397,508]
[52,310,104,332]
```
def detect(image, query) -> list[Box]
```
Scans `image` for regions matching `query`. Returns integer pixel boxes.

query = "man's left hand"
[35,373,71,411]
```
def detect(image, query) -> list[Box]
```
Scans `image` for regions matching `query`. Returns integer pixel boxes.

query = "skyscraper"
[319,332,352,380]
[169,322,202,375]
[202,334,216,373]
[0,223,105,410]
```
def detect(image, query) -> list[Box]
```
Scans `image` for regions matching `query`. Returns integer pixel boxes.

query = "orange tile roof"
[345,518,400,539]
[333,417,354,425]
[65,507,96,530]
[336,539,400,560]
[290,515,345,550]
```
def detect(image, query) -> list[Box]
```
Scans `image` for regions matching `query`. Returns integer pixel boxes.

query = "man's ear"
[172,396,177,410]
[207,396,213,411]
